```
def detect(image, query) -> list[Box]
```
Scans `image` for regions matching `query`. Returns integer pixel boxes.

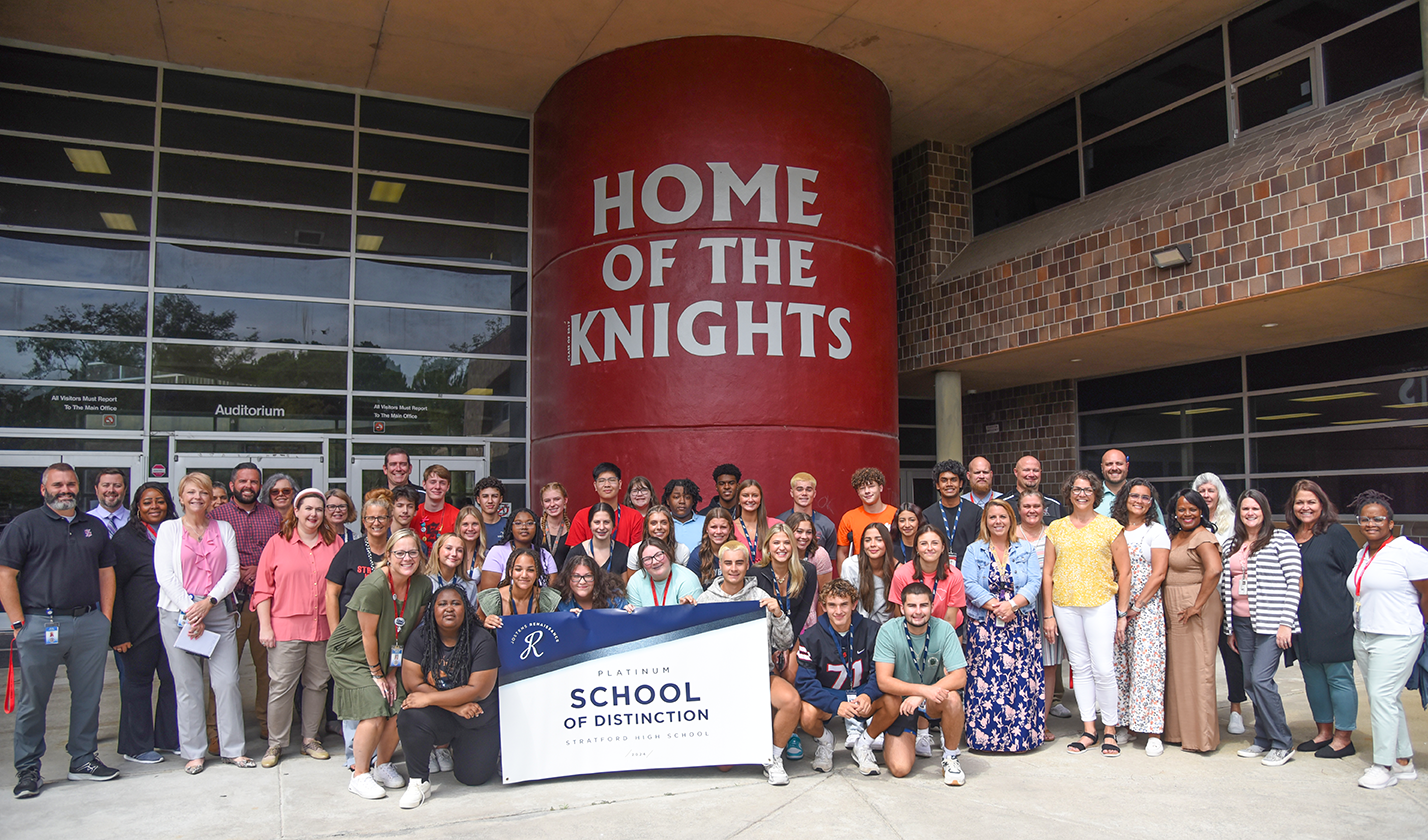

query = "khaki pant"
[207,601,267,744]
[266,639,330,750]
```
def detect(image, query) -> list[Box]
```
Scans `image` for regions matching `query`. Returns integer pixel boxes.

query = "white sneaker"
[852,736,880,775]
[1227,711,1245,734]
[431,747,454,774]
[811,733,834,773]
[1049,703,1072,718]
[1359,765,1397,789]
[399,778,430,809]
[845,718,866,750]
[1115,727,1130,745]
[1145,737,1164,757]
[871,733,884,751]
[1391,761,1417,781]
[1237,744,1267,758]
[942,754,965,786]
[1260,748,1292,767]
[371,762,406,789]
[348,772,387,799]
[763,754,789,786]
[915,730,933,758]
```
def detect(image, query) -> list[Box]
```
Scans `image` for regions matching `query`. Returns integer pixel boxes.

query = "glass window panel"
[0,46,157,100]
[1323,6,1422,105]
[971,100,1077,187]
[153,344,347,390]
[1079,357,1240,412]
[0,232,149,286]
[156,243,349,299]
[1238,58,1314,131]
[157,198,350,251]
[355,306,524,355]
[1082,30,1225,140]
[489,441,526,480]
[1229,0,1400,76]
[1258,473,1428,517]
[0,135,153,190]
[0,436,142,452]
[0,282,147,335]
[357,175,526,226]
[154,292,348,345]
[161,110,351,167]
[0,88,155,144]
[899,398,935,426]
[159,154,350,208]
[360,97,529,149]
[1251,379,1428,432]
[1254,426,1427,473]
[0,181,150,235]
[1080,438,1244,479]
[352,353,526,396]
[1246,327,1428,390]
[1,337,145,382]
[972,152,1080,235]
[150,388,346,433]
[1084,88,1228,194]
[0,383,143,430]
[356,217,526,266]
[898,426,936,456]
[1080,398,1243,446]
[359,133,527,188]
[162,70,355,125]
[355,259,525,311]
[353,396,524,438]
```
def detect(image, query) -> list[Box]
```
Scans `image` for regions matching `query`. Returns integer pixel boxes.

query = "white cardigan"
[153,518,241,614]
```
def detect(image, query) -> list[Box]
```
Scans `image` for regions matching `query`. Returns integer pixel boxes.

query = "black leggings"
[1219,619,1247,704]
[398,705,500,785]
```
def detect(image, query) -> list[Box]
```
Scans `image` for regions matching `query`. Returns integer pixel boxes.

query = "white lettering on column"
[603,305,644,361]
[699,238,738,284]
[602,245,643,291]
[827,307,851,359]
[570,312,601,365]
[740,238,781,285]
[708,163,778,223]
[677,301,726,357]
[788,240,815,287]
[652,302,670,358]
[593,171,634,235]
[785,303,826,358]
[648,239,676,288]
[737,301,783,356]
[641,164,703,225]
[786,167,822,227]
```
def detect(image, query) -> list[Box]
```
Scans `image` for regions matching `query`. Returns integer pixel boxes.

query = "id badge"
[846,692,859,703]
[1353,600,1361,631]
[388,645,404,667]
[44,624,59,645]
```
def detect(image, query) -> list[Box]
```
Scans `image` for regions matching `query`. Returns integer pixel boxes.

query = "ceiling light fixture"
[1160,407,1233,416]
[65,148,110,174]
[1261,322,1279,328]
[1255,412,1320,421]
[1150,243,1192,269]
[369,180,406,203]
[1330,418,1392,425]
[356,234,384,251]
[99,212,136,231]
[1290,391,1376,403]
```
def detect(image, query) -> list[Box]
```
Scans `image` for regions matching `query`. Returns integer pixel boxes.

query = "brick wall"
[960,379,1077,496]
[893,140,971,325]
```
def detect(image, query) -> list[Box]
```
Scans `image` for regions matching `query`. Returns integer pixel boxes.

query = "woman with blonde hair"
[425,533,479,603]
[1194,470,1245,734]
[539,481,572,569]
[325,489,359,543]
[755,522,818,661]
[454,505,486,579]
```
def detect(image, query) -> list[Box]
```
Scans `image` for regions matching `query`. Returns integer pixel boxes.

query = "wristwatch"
[209,596,218,605]
[10,619,22,631]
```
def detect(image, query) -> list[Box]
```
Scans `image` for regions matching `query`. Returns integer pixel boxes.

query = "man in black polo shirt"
[1005,455,1064,524]
[0,463,120,798]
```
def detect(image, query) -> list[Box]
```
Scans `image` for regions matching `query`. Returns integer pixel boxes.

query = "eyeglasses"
[391,549,421,559]
[569,574,594,583]
[595,477,619,486]
[363,515,390,524]
[325,504,347,512]
[1357,515,1388,525]
[1069,487,1095,496]
[270,488,294,496]
[641,551,667,565]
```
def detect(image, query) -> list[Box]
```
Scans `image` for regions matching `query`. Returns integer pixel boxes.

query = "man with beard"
[210,461,282,752]
[1,463,120,798]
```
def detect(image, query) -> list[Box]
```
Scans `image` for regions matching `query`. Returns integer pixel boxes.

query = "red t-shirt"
[888,562,967,627]
[411,503,459,549]
[566,504,645,546]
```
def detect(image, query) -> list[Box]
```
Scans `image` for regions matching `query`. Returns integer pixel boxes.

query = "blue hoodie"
[795,611,883,715]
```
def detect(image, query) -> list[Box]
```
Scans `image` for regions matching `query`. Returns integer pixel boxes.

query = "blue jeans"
[1299,659,1357,731]
[1232,616,1290,751]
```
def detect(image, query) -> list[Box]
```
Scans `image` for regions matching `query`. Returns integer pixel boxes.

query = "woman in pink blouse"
[254,488,344,768]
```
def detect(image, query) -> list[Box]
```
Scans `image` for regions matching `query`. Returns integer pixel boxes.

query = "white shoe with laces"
[348,772,386,799]
[1392,761,1417,781]
[915,731,933,758]
[372,762,406,789]
[430,747,453,774]
[1228,711,1245,734]
[763,754,789,785]
[400,778,430,809]
[1237,744,1267,758]
[852,736,880,775]
[942,754,965,786]
[811,733,834,773]
[871,733,884,751]
[1115,727,1130,745]
[1359,765,1397,789]
[1145,737,1164,757]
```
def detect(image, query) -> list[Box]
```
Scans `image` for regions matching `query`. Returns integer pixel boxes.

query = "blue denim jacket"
[961,539,1042,622]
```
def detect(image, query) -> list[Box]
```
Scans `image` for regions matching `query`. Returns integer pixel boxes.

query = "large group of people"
[2,448,1425,806]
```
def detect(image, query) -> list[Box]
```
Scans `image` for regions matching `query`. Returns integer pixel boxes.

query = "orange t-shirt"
[836,504,897,548]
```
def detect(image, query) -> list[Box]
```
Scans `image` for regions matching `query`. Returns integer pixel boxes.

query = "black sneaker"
[66,757,119,782]
[13,768,42,798]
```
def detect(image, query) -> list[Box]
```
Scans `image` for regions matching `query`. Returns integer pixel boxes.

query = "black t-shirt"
[404,619,500,724]
[571,540,629,575]
[327,538,378,617]
[924,500,984,569]
[0,506,114,610]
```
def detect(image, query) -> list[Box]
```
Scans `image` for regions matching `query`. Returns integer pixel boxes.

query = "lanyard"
[937,503,962,561]
[833,626,856,683]
[904,620,930,680]
[507,587,536,616]
[649,573,673,606]
[385,570,409,632]
[739,519,760,564]
[917,568,941,603]
[771,572,792,617]
[1353,537,1396,597]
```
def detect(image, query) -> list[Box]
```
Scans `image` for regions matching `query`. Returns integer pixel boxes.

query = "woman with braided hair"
[396,584,500,808]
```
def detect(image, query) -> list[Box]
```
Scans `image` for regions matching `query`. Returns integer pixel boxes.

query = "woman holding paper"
[154,471,255,774]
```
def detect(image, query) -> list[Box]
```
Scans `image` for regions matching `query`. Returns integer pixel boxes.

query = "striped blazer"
[1221,529,1302,636]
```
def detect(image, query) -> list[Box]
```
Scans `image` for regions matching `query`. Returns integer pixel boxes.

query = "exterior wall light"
[1150,243,1193,269]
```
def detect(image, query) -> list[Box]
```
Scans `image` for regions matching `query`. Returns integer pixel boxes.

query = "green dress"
[327,570,433,721]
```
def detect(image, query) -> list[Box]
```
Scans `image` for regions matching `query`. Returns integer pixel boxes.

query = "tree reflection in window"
[15,301,146,381]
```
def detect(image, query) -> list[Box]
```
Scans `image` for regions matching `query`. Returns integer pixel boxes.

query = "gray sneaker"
[852,736,880,776]
[1260,748,1293,767]
[1237,744,1268,758]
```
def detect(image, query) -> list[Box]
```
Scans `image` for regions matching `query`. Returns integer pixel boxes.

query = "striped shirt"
[1220,529,1302,635]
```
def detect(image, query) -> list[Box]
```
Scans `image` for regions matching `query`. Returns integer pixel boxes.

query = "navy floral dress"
[964,559,1046,752]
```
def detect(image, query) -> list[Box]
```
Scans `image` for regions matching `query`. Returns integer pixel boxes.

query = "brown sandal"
[1043,730,1057,742]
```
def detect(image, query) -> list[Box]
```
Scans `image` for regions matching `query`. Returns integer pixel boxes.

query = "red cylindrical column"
[531,36,897,514]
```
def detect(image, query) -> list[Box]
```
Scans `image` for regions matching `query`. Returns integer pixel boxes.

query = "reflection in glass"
[157,198,351,251]
[1258,472,1426,517]
[972,152,1080,235]
[1081,399,1243,446]
[353,396,524,438]
[357,175,527,226]
[1079,438,1244,479]
[161,110,352,167]
[359,133,528,187]
[355,259,525,311]
[1084,88,1228,193]
[1251,380,1428,431]
[1246,327,1428,390]
[156,244,348,299]
[0,45,157,99]
[355,306,523,355]
[360,97,529,148]
[489,441,525,480]
[971,100,1077,188]
[356,217,526,266]
[1229,0,1399,76]
[160,154,351,208]
[154,344,347,390]
[0,88,154,144]
[1238,59,1313,132]
[0,282,147,335]
[1081,30,1225,140]
[352,353,525,396]
[0,232,149,286]
[0,181,151,235]
[0,135,153,190]
[1079,358,1240,412]
[1,337,145,382]
[0,383,143,430]
[1323,6,1421,105]
[154,292,348,345]
[150,388,346,433]
[1254,426,1427,473]
[163,70,355,125]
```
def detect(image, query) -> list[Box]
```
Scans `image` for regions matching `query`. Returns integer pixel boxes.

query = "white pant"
[1054,600,1120,727]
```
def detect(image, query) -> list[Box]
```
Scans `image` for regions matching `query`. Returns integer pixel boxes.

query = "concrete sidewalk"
[3,653,1426,840]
